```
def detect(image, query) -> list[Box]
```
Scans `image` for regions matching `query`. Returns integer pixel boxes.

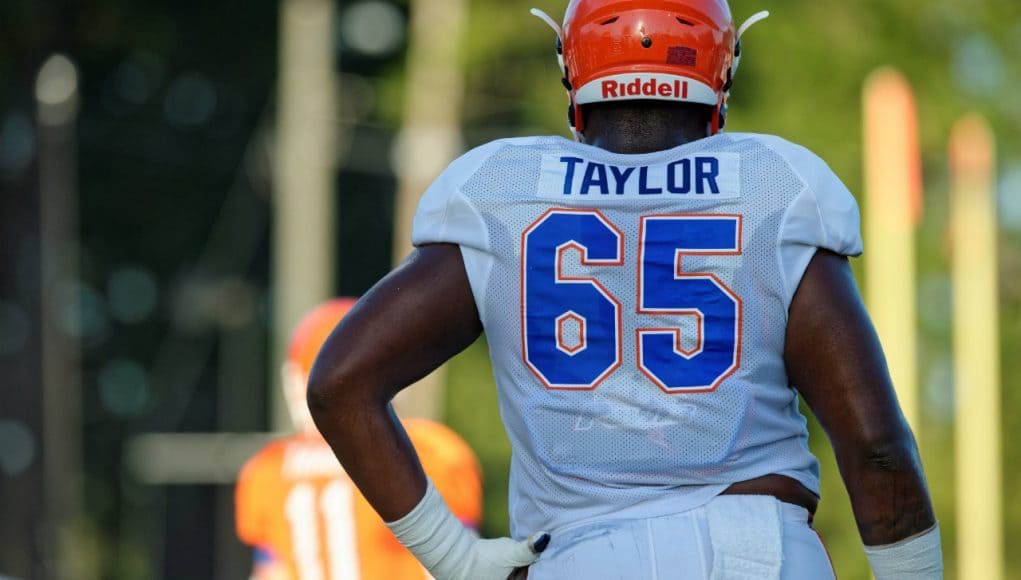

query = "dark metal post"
[35,53,84,580]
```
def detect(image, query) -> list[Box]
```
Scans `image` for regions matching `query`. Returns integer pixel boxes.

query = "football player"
[236,298,483,579]
[307,1,941,578]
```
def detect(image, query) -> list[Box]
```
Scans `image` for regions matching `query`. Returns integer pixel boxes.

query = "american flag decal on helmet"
[667,46,697,66]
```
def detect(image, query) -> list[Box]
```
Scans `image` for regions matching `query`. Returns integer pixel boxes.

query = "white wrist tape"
[386,479,543,580]
[864,523,943,580]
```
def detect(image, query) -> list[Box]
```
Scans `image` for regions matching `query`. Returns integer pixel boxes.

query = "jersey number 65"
[521,208,742,394]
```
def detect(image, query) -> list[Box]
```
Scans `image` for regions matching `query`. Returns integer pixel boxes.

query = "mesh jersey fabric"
[235,420,482,579]
[411,133,863,539]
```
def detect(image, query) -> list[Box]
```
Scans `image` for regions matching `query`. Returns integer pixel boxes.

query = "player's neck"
[584,130,708,154]
[580,103,712,155]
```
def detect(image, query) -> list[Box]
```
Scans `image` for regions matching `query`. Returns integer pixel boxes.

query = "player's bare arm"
[307,244,546,580]
[785,249,937,546]
[307,243,480,521]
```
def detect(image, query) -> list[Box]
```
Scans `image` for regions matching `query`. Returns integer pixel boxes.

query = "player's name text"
[538,153,741,199]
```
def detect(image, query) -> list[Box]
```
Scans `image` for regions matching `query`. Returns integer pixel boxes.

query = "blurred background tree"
[0,0,1019,578]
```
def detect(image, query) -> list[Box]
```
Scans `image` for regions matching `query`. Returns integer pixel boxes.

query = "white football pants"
[526,496,835,580]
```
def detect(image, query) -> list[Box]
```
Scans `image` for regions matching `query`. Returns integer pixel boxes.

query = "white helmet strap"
[733,10,769,76]
[737,10,770,39]
[530,8,566,75]
[529,8,563,39]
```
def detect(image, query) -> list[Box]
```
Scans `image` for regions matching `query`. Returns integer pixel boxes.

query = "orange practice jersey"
[235,419,483,580]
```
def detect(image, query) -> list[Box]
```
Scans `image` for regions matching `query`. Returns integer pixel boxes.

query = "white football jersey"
[411,133,863,539]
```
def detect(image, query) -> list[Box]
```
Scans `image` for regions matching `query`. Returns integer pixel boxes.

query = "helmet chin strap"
[716,10,770,135]
[532,8,586,139]
[737,11,771,40]
[529,8,563,40]
[733,10,769,76]
[530,7,566,75]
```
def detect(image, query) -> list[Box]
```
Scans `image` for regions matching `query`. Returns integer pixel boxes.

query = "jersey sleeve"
[410,141,505,252]
[235,451,272,548]
[773,139,864,308]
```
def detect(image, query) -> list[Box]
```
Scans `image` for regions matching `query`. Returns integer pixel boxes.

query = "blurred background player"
[235,298,483,580]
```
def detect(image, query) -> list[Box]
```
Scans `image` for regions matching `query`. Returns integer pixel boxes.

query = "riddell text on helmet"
[601,78,688,99]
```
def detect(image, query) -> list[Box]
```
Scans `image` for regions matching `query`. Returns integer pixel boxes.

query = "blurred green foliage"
[439,1,1021,579]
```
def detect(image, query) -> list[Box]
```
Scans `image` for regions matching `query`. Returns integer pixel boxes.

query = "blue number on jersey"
[638,216,742,392]
[522,209,622,389]
[522,210,742,394]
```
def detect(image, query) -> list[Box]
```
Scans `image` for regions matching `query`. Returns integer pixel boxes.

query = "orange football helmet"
[287,297,358,377]
[532,0,768,135]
